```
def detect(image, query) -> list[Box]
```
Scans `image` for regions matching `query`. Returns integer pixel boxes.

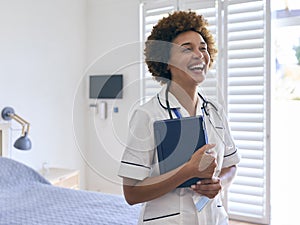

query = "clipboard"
[153,116,207,188]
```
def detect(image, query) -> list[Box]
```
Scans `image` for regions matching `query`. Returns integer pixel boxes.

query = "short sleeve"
[222,146,241,168]
[118,109,156,181]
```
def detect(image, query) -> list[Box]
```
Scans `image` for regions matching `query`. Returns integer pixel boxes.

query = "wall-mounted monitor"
[89,74,123,99]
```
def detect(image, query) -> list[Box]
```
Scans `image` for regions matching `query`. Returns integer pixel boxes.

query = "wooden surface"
[40,168,80,189]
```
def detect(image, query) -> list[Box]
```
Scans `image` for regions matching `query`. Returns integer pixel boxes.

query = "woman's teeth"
[189,63,205,71]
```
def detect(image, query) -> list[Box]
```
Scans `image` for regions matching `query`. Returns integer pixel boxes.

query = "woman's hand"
[185,144,217,179]
[123,144,218,205]
[190,177,222,198]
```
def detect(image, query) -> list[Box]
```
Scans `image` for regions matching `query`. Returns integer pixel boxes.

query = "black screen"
[89,75,123,99]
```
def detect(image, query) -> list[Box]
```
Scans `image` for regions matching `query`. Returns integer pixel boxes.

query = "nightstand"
[41,168,80,189]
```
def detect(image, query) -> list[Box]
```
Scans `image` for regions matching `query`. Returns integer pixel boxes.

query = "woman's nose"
[193,49,204,59]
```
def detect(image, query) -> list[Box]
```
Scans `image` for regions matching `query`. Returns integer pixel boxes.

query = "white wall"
[0,0,141,193]
[83,0,141,194]
[270,101,300,225]
[0,0,142,194]
[0,0,88,187]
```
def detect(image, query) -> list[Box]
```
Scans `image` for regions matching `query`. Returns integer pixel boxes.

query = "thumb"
[198,144,216,171]
[198,144,216,154]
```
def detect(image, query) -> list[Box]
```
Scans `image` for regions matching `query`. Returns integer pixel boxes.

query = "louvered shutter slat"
[229,49,264,59]
[230,76,263,85]
[239,149,264,160]
[236,141,264,151]
[233,176,264,187]
[229,21,264,32]
[230,122,263,132]
[229,68,264,77]
[229,39,264,50]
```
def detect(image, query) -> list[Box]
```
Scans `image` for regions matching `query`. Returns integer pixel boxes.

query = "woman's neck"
[169,82,198,116]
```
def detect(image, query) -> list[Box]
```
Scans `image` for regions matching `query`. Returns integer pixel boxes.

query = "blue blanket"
[0,157,140,225]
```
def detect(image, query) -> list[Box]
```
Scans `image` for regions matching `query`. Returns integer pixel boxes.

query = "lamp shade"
[13,132,32,150]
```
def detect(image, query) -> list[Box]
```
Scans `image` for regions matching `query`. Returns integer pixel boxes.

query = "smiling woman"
[118,10,240,225]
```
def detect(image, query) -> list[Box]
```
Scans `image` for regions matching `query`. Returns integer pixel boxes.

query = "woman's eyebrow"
[180,42,207,47]
[180,42,192,47]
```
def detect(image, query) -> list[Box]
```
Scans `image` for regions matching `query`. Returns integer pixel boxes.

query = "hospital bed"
[0,157,140,225]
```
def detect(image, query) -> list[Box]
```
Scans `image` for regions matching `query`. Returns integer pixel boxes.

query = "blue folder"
[153,116,207,188]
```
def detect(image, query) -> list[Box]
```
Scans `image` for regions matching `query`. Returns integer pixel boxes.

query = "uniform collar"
[157,85,206,115]
[157,84,181,110]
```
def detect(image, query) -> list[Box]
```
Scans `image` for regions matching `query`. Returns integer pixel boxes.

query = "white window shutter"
[224,0,271,224]
[140,0,177,103]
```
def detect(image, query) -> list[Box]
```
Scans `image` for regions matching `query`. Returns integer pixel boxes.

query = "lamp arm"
[10,114,30,136]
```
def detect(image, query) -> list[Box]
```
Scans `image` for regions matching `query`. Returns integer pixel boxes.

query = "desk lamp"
[1,107,32,150]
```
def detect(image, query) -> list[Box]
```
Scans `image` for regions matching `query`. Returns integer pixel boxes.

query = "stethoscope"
[157,82,237,156]
[157,81,219,120]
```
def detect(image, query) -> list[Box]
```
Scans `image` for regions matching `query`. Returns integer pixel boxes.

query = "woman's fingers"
[188,144,217,178]
[191,177,222,198]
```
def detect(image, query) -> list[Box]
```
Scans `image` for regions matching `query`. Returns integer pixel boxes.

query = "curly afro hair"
[144,11,217,84]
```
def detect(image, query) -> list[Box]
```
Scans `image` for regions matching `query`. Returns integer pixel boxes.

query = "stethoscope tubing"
[157,82,216,120]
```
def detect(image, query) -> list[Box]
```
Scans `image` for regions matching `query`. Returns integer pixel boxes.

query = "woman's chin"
[189,72,206,84]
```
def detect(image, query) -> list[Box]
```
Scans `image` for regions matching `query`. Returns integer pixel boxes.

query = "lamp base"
[1,107,15,121]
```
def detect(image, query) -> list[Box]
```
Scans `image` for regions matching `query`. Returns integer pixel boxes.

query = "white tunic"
[118,85,241,225]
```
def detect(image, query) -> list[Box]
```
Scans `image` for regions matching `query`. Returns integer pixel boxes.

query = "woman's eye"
[182,48,192,53]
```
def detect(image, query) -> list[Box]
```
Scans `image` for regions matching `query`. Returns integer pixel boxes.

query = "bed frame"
[0,123,9,157]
